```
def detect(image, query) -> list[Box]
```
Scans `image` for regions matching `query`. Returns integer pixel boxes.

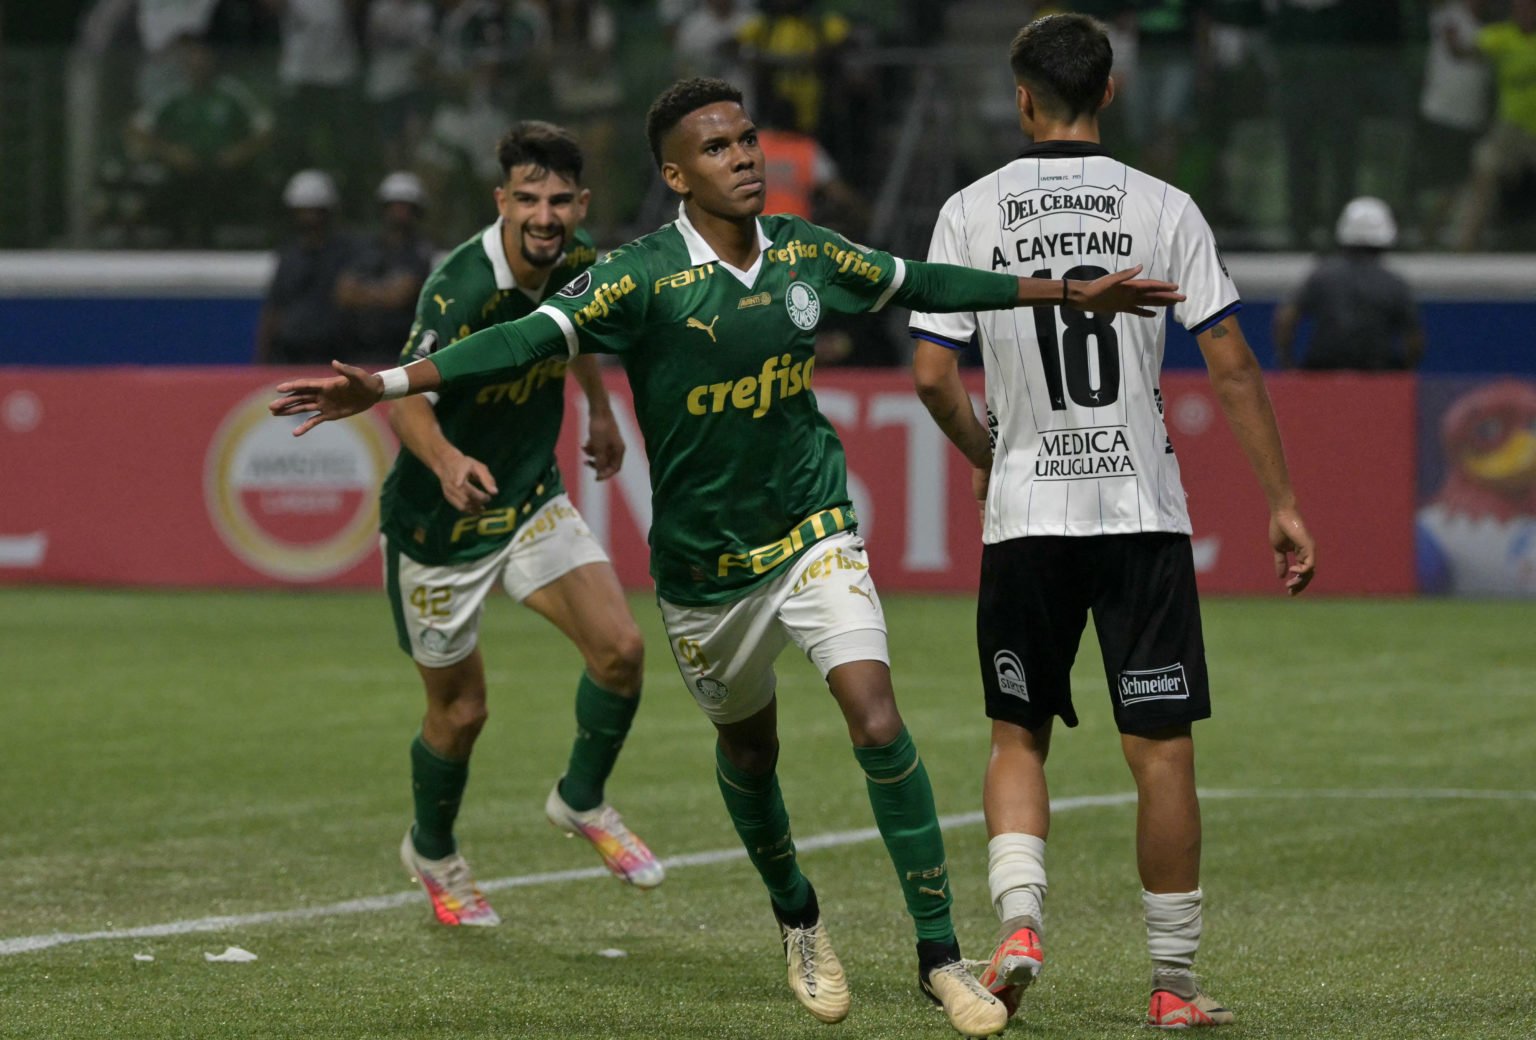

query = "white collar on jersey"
[480,217,562,301]
[674,201,772,287]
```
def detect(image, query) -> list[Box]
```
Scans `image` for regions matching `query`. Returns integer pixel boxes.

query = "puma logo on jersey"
[433,293,454,314]
[686,315,720,342]
[918,882,948,900]
[848,584,875,604]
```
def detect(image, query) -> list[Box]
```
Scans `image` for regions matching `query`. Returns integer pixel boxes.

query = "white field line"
[2,787,1531,958]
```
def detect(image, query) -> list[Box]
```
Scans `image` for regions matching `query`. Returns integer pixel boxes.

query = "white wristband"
[378,367,410,400]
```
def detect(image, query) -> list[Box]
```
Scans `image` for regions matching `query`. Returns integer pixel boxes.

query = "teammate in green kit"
[272,78,1181,1036]
[384,122,662,929]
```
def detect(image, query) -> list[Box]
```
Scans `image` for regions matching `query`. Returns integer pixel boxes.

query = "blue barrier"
[1,296,262,366]
[1166,300,1536,374]
[2,252,1531,372]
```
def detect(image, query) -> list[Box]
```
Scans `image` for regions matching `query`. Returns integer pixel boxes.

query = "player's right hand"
[1269,505,1316,596]
[439,454,498,515]
[269,361,384,436]
[1071,265,1184,317]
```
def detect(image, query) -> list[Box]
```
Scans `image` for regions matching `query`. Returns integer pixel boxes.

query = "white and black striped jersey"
[909,141,1239,542]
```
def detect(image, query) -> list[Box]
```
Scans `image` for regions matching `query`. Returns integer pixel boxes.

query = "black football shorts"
[976,533,1210,734]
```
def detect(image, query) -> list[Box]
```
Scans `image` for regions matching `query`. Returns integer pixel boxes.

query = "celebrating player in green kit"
[273,79,1182,1036]
[384,122,662,929]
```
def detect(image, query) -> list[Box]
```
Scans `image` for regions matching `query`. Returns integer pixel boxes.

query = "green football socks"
[409,732,468,860]
[558,674,640,812]
[854,727,956,944]
[715,743,812,916]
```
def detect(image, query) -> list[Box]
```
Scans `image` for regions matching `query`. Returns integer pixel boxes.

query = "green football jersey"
[379,221,598,566]
[431,206,1017,605]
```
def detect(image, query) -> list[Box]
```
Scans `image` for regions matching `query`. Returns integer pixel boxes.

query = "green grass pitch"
[0,588,1531,1039]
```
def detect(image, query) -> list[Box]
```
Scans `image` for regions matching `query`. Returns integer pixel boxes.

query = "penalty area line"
[2,787,1530,958]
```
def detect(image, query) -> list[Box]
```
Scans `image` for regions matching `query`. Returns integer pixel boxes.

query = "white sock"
[1143,888,1203,977]
[987,833,1047,929]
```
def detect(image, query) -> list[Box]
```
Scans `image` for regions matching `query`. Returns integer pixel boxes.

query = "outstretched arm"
[1017,264,1185,316]
[1196,315,1316,595]
[269,311,568,436]
[567,354,625,481]
[269,357,439,435]
[895,261,1184,317]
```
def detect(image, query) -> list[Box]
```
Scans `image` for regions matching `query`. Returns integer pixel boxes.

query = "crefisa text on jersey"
[1035,426,1135,478]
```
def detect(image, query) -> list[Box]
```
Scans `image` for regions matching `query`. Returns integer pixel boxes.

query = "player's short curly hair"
[1009,14,1113,121]
[496,121,584,184]
[645,77,745,168]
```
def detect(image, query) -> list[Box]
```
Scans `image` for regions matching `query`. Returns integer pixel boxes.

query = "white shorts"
[386,494,610,668]
[660,531,890,725]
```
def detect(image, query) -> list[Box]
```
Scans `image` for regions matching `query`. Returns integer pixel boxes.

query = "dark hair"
[495,121,584,183]
[1008,14,1113,121]
[644,77,745,168]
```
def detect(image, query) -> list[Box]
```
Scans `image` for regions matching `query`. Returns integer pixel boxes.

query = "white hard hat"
[282,169,339,209]
[377,170,426,207]
[1335,196,1397,249]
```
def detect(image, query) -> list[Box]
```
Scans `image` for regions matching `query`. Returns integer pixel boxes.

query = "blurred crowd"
[76,0,931,252]
[61,1,1536,254]
[254,167,437,365]
[1041,0,1536,250]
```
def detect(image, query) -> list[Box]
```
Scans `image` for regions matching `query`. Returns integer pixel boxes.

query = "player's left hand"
[584,410,626,481]
[1269,505,1316,596]
[438,452,498,514]
[269,361,383,436]
[1071,265,1185,317]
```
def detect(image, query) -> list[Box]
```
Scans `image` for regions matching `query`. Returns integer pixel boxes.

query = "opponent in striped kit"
[910,14,1317,1029]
